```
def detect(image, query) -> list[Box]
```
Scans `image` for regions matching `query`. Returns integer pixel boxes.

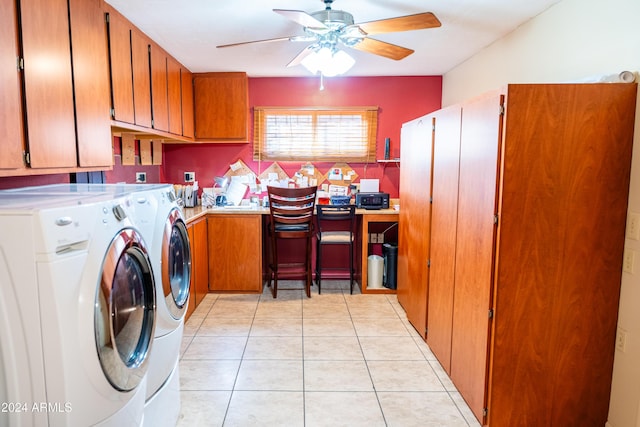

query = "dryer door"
[161,208,191,319]
[95,228,155,392]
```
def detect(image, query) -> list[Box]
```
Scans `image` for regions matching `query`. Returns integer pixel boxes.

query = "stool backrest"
[316,204,357,234]
[267,186,318,237]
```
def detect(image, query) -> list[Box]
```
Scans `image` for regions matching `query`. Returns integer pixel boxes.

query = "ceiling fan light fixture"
[301,47,355,77]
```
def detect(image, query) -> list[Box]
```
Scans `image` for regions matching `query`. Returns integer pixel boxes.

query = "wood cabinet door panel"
[192,217,209,306]
[20,0,77,168]
[397,121,414,312]
[131,28,151,127]
[106,8,134,124]
[397,116,433,338]
[167,57,182,135]
[207,215,262,292]
[150,43,168,132]
[68,0,112,167]
[186,223,196,320]
[426,105,462,374]
[0,0,24,169]
[488,84,636,426]
[450,92,503,422]
[194,72,248,141]
[180,68,194,138]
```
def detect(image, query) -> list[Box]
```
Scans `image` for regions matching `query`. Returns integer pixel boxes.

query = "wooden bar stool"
[265,186,317,298]
[315,204,357,294]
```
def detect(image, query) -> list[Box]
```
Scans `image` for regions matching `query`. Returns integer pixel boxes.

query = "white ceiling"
[104,0,561,77]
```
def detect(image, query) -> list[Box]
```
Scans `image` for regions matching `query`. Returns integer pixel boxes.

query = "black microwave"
[356,192,390,210]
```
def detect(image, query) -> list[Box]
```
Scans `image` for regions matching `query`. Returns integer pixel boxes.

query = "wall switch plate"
[184,171,195,183]
[616,327,627,352]
[627,212,640,240]
[623,248,635,274]
[135,172,146,183]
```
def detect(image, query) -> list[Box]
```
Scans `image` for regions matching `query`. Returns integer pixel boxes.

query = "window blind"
[253,107,378,162]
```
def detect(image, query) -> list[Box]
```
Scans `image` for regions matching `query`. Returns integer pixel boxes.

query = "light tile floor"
[178,281,481,427]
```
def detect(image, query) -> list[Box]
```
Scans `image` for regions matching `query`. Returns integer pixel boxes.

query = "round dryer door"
[95,229,155,392]
[161,208,191,319]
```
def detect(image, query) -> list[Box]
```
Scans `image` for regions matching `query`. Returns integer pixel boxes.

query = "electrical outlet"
[370,233,377,243]
[616,327,627,352]
[627,212,640,240]
[623,248,635,274]
[184,171,195,183]
[135,172,146,183]
[377,233,385,244]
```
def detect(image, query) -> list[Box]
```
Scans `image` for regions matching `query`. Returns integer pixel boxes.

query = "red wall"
[163,75,442,198]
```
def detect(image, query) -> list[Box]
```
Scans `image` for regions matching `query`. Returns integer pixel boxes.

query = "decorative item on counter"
[384,137,391,160]
[325,162,358,187]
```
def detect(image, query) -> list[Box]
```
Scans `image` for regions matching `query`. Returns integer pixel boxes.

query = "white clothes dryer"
[0,190,156,426]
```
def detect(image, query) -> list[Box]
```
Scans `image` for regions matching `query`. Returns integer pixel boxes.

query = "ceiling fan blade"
[287,45,316,67]
[217,36,299,48]
[351,38,414,60]
[357,12,441,35]
[274,9,328,30]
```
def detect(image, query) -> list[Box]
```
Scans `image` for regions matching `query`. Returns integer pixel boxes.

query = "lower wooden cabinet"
[186,215,209,319]
[207,214,262,293]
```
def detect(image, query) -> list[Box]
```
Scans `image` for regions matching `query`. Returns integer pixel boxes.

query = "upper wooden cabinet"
[181,67,195,138]
[105,6,134,124]
[0,0,112,176]
[130,27,152,128]
[0,0,25,170]
[20,0,77,169]
[194,72,249,142]
[68,0,112,167]
[167,56,182,135]
[150,42,169,132]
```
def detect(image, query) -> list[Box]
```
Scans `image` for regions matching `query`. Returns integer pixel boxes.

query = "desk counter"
[181,205,399,295]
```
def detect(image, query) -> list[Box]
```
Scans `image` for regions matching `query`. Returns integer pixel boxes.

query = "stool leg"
[271,235,278,298]
[305,235,312,298]
[316,239,322,295]
[349,241,354,295]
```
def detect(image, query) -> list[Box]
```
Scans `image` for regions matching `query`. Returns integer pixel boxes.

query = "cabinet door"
[207,215,262,292]
[426,105,462,374]
[185,223,197,320]
[131,27,151,128]
[68,0,112,167]
[180,68,194,138]
[150,42,168,132]
[192,217,209,306]
[167,56,182,135]
[20,0,76,168]
[106,8,134,124]
[0,0,24,170]
[397,116,433,338]
[449,92,503,423]
[194,72,248,141]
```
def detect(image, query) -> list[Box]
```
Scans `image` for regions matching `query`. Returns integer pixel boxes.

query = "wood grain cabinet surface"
[194,72,249,142]
[207,214,262,292]
[1,0,112,175]
[0,0,25,170]
[397,116,433,338]
[401,83,637,426]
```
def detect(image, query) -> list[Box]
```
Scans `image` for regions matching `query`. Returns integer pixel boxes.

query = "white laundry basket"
[367,255,384,289]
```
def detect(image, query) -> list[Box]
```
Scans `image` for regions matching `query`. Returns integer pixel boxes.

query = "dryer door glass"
[162,209,191,319]
[95,229,155,392]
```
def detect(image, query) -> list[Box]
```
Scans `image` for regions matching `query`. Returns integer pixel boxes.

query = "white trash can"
[367,255,384,289]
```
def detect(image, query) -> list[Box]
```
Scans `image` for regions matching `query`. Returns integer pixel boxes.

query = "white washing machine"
[0,190,157,426]
[139,186,191,427]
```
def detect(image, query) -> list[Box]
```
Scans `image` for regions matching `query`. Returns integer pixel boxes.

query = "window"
[253,107,378,162]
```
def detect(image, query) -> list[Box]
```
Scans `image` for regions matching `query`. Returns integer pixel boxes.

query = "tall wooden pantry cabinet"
[397,115,434,338]
[400,83,637,426]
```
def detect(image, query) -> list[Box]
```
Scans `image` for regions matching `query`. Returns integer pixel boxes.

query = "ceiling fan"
[217,0,441,73]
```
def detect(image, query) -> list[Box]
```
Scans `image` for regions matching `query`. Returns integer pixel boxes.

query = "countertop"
[182,202,400,224]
